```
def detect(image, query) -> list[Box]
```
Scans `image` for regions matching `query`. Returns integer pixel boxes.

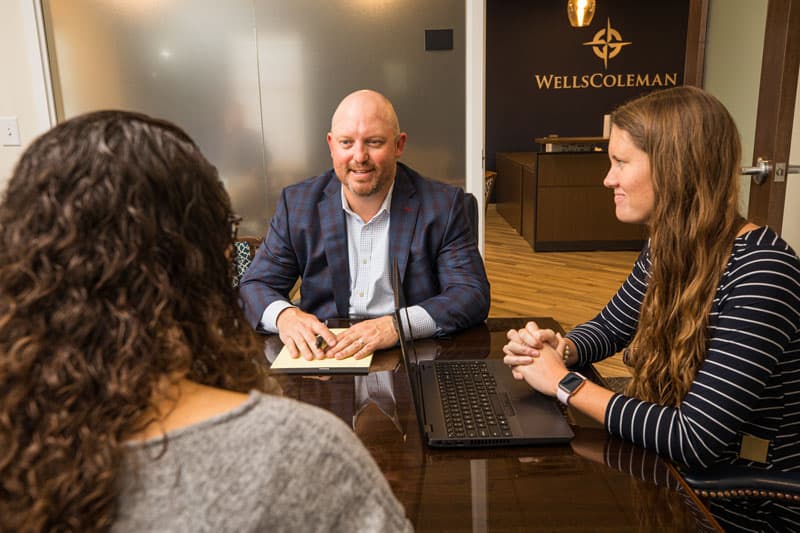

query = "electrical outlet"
[0,116,21,146]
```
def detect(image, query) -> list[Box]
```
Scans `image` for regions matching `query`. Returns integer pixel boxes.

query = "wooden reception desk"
[496,139,647,251]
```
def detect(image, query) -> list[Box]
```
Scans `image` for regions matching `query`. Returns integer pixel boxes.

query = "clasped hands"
[502,321,569,397]
[276,307,399,361]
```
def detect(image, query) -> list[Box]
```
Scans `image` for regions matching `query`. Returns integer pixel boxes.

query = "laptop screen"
[391,259,428,431]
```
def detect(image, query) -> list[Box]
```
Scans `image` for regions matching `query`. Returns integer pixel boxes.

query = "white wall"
[466,0,485,252]
[0,1,53,191]
[782,78,800,251]
[703,0,767,217]
[704,0,800,249]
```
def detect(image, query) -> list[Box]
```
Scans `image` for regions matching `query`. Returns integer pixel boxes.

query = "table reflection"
[353,371,403,435]
[258,318,721,531]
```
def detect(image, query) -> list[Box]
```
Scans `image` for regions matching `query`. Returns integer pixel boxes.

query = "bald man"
[240,90,489,360]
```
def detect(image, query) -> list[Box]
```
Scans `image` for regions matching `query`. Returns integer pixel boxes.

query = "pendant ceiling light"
[567,0,596,27]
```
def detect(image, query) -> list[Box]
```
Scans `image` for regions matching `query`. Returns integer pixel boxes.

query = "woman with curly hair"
[0,110,411,532]
[502,86,799,531]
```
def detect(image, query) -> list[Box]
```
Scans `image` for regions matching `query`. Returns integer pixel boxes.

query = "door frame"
[747,0,800,231]
[466,0,486,253]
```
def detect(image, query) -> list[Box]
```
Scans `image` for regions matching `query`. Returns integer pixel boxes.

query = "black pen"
[315,335,328,351]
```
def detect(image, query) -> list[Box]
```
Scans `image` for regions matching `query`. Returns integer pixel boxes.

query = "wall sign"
[487,0,690,170]
[534,18,679,91]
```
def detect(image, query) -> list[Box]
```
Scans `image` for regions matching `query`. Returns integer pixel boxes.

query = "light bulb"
[567,0,596,28]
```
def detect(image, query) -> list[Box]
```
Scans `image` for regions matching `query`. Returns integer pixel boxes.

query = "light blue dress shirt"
[260,182,438,339]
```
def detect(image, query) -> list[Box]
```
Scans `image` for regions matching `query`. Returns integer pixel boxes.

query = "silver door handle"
[743,158,800,184]
[742,158,771,184]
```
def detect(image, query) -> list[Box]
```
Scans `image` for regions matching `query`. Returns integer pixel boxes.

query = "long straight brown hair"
[615,86,745,406]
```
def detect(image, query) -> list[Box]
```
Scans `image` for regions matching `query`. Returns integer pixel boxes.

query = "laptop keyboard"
[435,361,513,439]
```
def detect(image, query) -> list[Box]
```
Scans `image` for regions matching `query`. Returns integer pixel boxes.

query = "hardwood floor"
[484,205,637,377]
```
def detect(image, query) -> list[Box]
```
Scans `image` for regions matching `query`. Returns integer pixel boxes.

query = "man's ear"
[394,132,407,157]
[326,132,336,157]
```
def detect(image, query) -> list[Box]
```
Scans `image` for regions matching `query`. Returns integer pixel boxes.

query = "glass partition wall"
[42,0,466,237]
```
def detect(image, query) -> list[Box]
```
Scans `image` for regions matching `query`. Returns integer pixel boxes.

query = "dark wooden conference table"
[263,317,721,531]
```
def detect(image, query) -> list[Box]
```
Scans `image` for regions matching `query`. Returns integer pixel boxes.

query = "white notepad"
[269,328,373,374]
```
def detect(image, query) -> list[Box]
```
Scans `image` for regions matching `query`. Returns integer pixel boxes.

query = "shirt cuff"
[565,333,589,366]
[397,305,439,339]
[260,300,295,333]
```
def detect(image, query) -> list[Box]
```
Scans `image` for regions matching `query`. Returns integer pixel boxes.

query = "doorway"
[668,0,799,248]
[745,0,800,249]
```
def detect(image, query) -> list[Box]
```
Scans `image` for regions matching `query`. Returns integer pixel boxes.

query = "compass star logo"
[583,18,632,69]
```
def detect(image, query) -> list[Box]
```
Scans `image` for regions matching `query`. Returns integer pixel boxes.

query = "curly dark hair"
[0,110,266,531]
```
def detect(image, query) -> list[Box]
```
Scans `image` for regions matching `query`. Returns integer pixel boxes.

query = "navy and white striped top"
[568,227,800,471]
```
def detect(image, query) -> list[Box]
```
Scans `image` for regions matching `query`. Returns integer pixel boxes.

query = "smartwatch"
[557,372,587,405]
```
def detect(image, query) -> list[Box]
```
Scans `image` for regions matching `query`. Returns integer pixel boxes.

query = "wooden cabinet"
[536,152,646,250]
[520,163,537,247]
[494,151,647,251]
[494,152,537,239]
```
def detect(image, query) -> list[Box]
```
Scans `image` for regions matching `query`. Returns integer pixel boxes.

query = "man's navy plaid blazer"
[239,162,490,334]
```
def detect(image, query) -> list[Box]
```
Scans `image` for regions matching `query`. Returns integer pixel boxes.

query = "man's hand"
[276,307,337,360]
[325,315,399,360]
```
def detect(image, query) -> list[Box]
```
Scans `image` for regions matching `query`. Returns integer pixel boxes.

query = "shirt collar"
[341,181,395,220]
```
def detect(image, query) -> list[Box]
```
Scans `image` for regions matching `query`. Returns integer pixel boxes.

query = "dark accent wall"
[486,0,690,171]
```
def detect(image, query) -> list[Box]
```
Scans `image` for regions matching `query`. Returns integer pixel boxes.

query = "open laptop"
[392,262,574,447]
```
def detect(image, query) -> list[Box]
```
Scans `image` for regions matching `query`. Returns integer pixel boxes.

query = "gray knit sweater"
[112,391,413,532]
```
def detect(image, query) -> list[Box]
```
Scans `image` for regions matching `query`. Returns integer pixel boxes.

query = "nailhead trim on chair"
[682,463,800,503]
[694,488,800,502]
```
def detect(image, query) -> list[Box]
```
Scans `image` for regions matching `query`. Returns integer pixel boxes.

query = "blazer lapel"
[319,179,350,317]
[389,168,419,286]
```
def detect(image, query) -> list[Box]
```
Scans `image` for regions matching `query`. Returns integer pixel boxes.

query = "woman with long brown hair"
[0,111,411,531]
[502,86,799,531]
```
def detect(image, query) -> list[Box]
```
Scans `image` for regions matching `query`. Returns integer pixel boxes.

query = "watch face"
[559,372,585,393]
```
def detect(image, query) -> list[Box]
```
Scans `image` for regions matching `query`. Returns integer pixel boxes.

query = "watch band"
[557,372,586,405]
[556,384,571,406]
